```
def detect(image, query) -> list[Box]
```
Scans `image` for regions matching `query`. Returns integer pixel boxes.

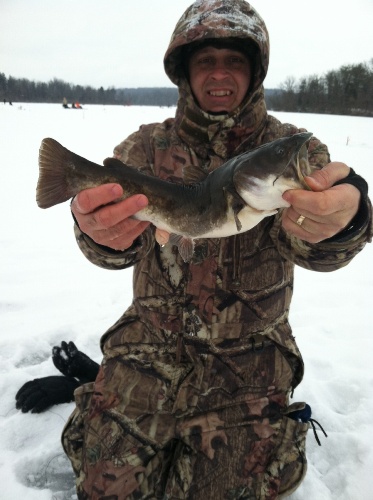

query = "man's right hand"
[70,183,150,251]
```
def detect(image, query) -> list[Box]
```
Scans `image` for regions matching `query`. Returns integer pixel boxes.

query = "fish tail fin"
[37,138,76,208]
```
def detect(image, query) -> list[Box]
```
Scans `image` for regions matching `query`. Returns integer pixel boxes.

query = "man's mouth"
[208,90,232,96]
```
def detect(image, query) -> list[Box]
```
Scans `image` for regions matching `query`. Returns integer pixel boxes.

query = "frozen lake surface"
[0,103,372,499]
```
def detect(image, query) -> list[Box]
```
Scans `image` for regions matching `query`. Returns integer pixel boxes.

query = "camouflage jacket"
[73,0,372,391]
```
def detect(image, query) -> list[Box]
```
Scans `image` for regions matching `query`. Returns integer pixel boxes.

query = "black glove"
[52,341,99,383]
[15,376,80,413]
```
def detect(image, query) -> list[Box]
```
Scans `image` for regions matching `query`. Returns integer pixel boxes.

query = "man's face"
[188,46,251,113]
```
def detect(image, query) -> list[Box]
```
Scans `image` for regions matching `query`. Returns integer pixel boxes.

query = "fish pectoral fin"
[169,234,195,262]
[224,186,246,232]
[234,210,242,232]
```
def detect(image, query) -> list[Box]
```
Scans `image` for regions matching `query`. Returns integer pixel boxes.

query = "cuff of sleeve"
[80,230,144,258]
[70,201,143,258]
[73,223,156,270]
[324,199,370,243]
[324,168,371,243]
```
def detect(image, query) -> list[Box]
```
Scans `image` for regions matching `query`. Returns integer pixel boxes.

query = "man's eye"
[198,57,213,65]
[229,56,244,64]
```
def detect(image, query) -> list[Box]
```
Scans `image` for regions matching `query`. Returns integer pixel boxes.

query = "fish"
[37,131,314,262]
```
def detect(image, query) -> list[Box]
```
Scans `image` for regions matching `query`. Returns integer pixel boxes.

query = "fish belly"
[203,206,277,238]
[134,205,277,238]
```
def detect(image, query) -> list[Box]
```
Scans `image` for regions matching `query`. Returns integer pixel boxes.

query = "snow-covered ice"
[0,103,372,499]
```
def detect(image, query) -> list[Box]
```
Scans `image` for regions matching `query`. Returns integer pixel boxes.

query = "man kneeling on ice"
[17,1,371,498]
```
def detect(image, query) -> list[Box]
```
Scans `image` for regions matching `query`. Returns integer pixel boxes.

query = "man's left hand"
[282,162,361,243]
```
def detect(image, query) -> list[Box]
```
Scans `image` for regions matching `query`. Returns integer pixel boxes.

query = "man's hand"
[282,162,361,243]
[70,184,150,250]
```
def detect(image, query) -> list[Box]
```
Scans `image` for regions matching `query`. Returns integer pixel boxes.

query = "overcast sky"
[1,0,372,90]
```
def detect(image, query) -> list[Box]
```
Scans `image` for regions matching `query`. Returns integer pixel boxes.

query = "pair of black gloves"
[15,341,100,413]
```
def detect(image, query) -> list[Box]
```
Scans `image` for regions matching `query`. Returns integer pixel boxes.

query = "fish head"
[233,132,315,211]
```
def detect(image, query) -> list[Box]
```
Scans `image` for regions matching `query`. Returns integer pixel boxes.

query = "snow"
[0,102,372,499]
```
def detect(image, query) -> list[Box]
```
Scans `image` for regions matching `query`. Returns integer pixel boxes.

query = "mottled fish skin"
[37,132,314,261]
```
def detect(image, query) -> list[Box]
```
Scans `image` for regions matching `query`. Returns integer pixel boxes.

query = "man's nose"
[210,63,229,80]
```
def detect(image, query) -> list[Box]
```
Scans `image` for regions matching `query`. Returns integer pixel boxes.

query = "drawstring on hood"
[163,0,271,161]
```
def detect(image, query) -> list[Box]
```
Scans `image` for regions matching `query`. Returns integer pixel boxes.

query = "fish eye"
[276,147,285,156]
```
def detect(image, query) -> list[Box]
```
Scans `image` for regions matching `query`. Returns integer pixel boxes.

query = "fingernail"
[305,175,321,186]
[111,185,123,197]
[136,195,148,208]
[305,175,323,189]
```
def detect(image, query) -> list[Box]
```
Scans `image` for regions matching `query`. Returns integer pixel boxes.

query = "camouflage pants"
[62,336,309,499]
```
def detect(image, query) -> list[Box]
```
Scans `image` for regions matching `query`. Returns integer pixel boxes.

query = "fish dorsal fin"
[103,157,125,168]
[223,185,246,232]
[183,165,208,184]
[169,234,195,262]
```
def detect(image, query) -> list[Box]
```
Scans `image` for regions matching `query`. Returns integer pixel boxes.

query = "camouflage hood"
[163,0,271,160]
[164,0,269,91]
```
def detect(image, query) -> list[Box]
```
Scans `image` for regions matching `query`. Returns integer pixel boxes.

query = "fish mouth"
[273,132,314,189]
[293,142,313,187]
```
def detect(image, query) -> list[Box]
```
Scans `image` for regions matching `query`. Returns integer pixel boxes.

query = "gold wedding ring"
[296,214,306,226]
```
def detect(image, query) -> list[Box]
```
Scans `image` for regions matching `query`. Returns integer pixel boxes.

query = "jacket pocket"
[61,382,95,477]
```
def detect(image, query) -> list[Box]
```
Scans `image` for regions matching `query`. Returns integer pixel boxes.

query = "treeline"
[0,73,178,107]
[267,60,373,117]
[1,60,372,115]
